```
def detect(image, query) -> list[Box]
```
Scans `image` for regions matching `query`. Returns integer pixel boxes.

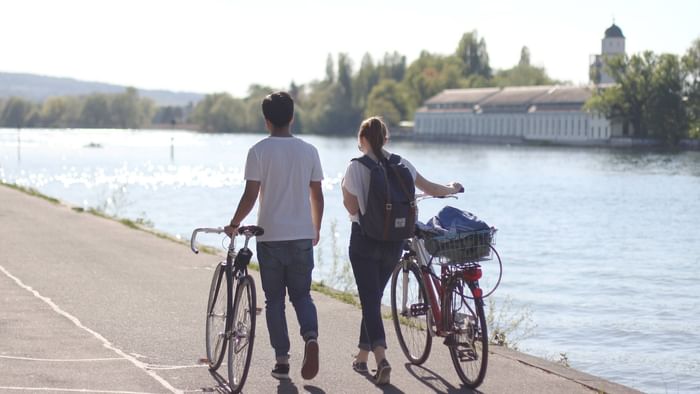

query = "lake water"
[1,128,699,393]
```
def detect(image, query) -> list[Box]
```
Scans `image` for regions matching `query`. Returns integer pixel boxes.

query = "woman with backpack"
[341,116,462,385]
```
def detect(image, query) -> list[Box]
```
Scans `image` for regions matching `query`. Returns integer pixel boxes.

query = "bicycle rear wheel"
[443,277,488,388]
[390,260,432,364]
[205,263,229,370]
[227,275,256,393]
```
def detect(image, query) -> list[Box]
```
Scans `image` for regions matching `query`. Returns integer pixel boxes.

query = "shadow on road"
[206,369,230,393]
[275,380,327,393]
[404,363,481,394]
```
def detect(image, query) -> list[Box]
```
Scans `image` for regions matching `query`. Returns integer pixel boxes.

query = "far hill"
[0,72,204,107]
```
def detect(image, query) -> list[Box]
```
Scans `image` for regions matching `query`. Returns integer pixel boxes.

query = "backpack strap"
[388,154,417,237]
[387,153,401,165]
[351,155,378,169]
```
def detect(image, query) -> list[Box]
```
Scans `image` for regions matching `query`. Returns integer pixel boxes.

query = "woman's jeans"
[349,222,403,351]
[257,239,318,360]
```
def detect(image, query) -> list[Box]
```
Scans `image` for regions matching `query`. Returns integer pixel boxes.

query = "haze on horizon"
[2,0,699,97]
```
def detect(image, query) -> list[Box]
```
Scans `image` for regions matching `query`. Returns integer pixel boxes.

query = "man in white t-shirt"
[225,92,324,381]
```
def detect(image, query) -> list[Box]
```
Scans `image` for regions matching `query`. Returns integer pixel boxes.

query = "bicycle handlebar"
[190,225,264,254]
[415,187,464,201]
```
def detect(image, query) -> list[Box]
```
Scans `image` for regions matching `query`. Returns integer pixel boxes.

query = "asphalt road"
[0,185,640,394]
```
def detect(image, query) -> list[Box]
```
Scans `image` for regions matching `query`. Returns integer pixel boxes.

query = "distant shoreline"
[4,126,700,151]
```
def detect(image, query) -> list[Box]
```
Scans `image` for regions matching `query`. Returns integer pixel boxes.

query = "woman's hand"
[448,182,464,194]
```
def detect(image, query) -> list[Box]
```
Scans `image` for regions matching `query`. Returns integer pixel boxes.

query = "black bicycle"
[190,225,264,393]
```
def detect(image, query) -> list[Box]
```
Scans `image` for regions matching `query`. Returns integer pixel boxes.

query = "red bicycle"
[390,194,502,389]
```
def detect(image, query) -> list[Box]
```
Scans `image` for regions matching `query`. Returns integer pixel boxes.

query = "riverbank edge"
[0,181,642,394]
[391,131,700,151]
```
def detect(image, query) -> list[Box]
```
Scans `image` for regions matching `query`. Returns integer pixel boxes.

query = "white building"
[413,25,627,144]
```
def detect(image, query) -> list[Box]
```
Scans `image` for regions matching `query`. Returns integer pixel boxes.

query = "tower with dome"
[590,23,627,84]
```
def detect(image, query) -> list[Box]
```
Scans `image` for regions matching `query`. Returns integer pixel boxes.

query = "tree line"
[587,38,700,143]
[0,30,556,134]
[0,87,160,129]
[193,31,557,134]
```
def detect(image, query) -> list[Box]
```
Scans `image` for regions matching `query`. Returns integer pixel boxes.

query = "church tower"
[590,23,626,84]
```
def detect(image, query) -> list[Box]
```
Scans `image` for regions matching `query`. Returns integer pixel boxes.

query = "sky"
[1,0,699,98]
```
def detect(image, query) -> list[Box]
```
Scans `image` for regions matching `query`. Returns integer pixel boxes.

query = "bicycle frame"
[191,227,256,339]
[404,236,484,337]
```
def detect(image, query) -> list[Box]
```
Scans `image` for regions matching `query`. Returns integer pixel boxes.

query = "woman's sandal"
[374,359,391,385]
[352,360,369,373]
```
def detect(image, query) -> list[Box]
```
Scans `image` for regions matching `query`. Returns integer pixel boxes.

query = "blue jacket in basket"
[418,206,495,262]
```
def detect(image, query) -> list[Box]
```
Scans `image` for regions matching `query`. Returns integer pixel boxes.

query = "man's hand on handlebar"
[224,223,239,238]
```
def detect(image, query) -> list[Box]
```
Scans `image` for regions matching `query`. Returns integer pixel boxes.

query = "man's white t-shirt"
[342,150,417,223]
[244,136,323,242]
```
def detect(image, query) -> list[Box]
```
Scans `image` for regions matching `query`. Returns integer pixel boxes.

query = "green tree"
[587,51,688,143]
[110,87,154,128]
[1,97,38,127]
[378,51,407,81]
[401,51,465,117]
[518,46,531,67]
[365,79,411,126]
[455,31,492,79]
[352,53,379,112]
[325,53,335,83]
[80,94,111,128]
[40,96,82,127]
[191,93,246,132]
[647,54,687,142]
[492,47,557,87]
[683,38,700,138]
[243,84,276,132]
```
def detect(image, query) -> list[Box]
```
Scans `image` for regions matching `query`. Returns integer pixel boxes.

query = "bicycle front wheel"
[443,277,488,388]
[390,260,432,364]
[227,275,257,393]
[205,263,229,370]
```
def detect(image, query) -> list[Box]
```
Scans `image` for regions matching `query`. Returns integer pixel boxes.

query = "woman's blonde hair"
[358,116,388,162]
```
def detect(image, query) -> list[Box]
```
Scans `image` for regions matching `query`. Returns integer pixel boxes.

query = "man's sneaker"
[374,358,391,385]
[271,363,290,380]
[301,338,319,380]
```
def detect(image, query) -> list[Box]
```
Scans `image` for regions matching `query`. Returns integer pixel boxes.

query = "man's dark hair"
[262,91,294,128]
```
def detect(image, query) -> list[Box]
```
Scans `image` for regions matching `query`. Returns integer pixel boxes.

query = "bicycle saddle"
[238,225,264,236]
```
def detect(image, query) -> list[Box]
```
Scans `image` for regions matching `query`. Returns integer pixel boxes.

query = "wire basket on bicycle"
[418,206,497,264]
[424,228,497,264]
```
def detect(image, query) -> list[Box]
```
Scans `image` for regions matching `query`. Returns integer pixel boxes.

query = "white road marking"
[0,355,124,362]
[0,264,182,394]
[0,387,158,394]
[146,364,208,371]
[0,355,206,371]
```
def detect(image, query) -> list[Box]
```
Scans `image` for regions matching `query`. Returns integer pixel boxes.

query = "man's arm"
[224,180,260,237]
[309,181,324,246]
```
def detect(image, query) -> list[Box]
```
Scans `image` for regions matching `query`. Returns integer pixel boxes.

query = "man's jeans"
[348,223,403,351]
[257,239,318,360]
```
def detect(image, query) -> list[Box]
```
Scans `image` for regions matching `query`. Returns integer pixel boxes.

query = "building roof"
[421,85,592,113]
[531,86,592,105]
[478,86,551,107]
[424,87,500,105]
[605,23,624,38]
